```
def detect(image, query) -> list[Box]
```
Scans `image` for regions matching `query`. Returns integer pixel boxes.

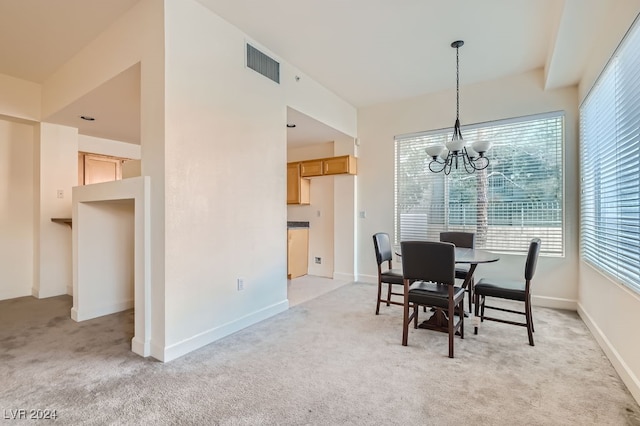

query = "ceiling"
[0,0,620,146]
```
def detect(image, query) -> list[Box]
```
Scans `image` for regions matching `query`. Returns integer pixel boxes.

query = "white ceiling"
[0,0,620,146]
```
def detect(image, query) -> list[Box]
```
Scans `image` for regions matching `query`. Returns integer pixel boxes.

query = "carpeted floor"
[1,282,639,425]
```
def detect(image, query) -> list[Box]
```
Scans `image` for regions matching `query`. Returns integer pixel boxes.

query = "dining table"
[394,244,500,332]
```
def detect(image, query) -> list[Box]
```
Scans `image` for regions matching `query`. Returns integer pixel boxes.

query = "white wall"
[357,68,579,309]
[73,199,135,320]
[160,0,357,361]
[0,118,35,300]
[576,0,640,404]
[288,143,335,278]
[33,123,78,298]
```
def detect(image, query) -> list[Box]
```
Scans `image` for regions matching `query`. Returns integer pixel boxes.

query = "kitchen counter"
[287,221,309,229]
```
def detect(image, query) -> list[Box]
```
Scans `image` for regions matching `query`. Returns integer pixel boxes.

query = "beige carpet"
[1,282,639,425]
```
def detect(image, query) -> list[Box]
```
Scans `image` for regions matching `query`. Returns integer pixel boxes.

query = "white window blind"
[395,112,564,256]
[580,15,640,293]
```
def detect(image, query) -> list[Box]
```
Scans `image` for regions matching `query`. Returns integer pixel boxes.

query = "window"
[580,16,640,293]
[394,112,564,256]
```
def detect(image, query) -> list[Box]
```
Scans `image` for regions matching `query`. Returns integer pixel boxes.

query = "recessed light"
[80,115,95,121]
[286,124,296,128]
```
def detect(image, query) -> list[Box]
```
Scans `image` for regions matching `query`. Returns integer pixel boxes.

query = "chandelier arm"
[463,153,475,174]
[428,159,447,173]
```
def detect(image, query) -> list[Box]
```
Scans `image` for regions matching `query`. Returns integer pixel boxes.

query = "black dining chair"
[440,231,476,312]
[372,232,404,314]
[474,238,541,346]
[400,240,465,358]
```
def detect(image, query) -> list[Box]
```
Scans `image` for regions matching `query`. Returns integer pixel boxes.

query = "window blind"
[580,15,640,293]
[395,112,564,256]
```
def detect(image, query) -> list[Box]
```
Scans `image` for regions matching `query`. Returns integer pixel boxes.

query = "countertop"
[287,221,309,229]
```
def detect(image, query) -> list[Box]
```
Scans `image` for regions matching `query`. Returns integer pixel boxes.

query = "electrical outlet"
[359,210,366,219]
[314,257,321,264]
[237,278,244,291]
[57,189,64,199]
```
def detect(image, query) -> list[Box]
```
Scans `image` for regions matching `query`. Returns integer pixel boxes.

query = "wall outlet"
[57,189,64,199]
[359,210,366,219]
[314,257,321,264]
[237,278,244,291]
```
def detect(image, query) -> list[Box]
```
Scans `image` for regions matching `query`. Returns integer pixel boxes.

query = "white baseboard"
[333,272,355,282]
[578,303,640,405]
[131,336,151,358]
[71,299,134,322]
[356,274,377,284]
[32,286,70,299]
[161,300,289,362]
[531,295,577,310]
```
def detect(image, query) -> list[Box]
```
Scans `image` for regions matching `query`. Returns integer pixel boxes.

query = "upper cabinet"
[288,155,357,205]
[299,155,357,177]
[287,162,310,205]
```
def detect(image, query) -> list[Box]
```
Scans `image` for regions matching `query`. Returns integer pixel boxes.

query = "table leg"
[462,263,478,315]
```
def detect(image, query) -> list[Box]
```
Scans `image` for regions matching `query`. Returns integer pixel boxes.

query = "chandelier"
[425,40,491,175]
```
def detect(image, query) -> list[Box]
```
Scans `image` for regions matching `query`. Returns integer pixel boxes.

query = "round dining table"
[394,244,500,330]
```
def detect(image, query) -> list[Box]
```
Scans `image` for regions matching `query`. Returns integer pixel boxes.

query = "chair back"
[373,232,393,265]
[524,238,541,281]
[400,241,455,285]
[440,231,475,249]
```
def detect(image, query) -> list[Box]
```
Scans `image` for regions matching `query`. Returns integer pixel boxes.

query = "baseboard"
[71,299,134,322]
[578,303,640,404]
[356,274,377,284]
[333,272,355,282]
[531,295,577,310]
[131,336,151,358]
[32,286,70,299]
[161,300,289,362]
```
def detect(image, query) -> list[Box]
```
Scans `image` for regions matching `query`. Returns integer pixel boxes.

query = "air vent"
[246,44,280,84]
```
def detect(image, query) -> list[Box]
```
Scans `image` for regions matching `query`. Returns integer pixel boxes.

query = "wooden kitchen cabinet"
[299,155,357,177]
[300,159,324,177]
[323,155,357,175]
[287,228,309,279]
[287,162,310,205]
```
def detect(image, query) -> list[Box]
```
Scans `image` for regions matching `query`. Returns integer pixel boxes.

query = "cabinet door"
[287,228,309,279]
[300,160,323,177]
[323,155,356,175]
[287,163,310,205]
[287,163,301,204]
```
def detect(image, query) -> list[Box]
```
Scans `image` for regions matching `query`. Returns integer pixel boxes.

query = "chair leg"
[375,279,382,315]
[448,299,455,358]
[386,283,392,306]
[530,298,535,333]
[459,299,464,339]
[402,297,410,346]
[413,304,419,329]
[525,297,535,346]
[474,291,480,335]
[467,278,474,313]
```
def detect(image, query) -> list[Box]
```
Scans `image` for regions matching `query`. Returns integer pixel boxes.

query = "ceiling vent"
[246,44,280,84]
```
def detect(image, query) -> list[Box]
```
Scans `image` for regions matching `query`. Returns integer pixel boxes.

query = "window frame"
[394,111,566,257]
[579,14,640,294]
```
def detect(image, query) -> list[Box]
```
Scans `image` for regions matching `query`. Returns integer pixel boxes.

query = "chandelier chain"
[456,44,459,121]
